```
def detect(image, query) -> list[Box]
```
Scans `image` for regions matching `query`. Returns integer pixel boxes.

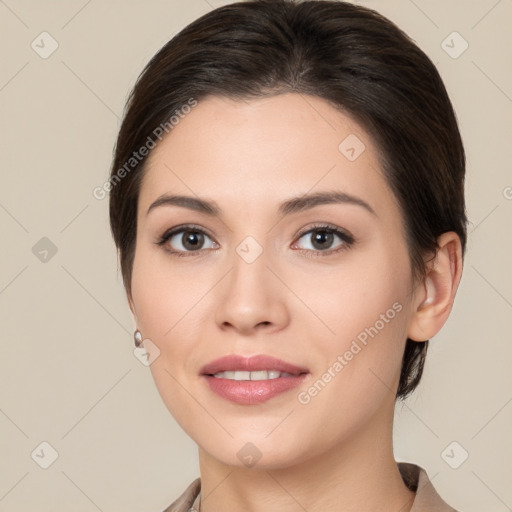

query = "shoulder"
[398,461,462,512]
[161,477,201,512]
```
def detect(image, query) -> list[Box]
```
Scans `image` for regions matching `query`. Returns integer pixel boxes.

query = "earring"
[134,329,143,347]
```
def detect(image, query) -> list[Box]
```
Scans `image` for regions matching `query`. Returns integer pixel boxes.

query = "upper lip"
[200,355,309,376]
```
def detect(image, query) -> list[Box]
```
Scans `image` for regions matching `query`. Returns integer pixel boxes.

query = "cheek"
[131,245,204,340]
[296,246,410,346]
[131,250,205,433]
[130,248,210,394]
[289,277,409,453]
[293,244,411,401]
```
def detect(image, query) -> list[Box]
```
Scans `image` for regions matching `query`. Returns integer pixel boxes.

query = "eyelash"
[155,223,355,259]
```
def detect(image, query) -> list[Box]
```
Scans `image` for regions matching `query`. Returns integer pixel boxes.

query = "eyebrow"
[146,190,377,218]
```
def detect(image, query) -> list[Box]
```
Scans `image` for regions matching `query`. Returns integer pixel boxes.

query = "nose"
[214,243,290,335]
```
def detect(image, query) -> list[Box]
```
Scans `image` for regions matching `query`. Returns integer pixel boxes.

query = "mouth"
[200,354,310,405]
[200,354,309,378]
[209,370,300,380]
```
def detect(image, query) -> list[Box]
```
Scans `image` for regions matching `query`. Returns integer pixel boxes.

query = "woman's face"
[129,93,422,468]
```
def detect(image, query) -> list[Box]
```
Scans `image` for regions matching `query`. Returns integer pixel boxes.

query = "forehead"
[138,93,394,220]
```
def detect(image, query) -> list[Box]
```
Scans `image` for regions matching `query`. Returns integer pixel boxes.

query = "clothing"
[162,462,459,512]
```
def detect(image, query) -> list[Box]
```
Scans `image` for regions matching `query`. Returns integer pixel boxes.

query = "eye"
[156,224,219,257]
[155,223,355,258]
[292,224,355,257]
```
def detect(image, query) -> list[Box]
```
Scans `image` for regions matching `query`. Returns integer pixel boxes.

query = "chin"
[197,432,314,471]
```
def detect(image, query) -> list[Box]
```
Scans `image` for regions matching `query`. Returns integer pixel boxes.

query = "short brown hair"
[109,0,468,400]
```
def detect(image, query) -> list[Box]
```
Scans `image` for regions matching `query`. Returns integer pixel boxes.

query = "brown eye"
[309,230,335,250]
[176,230,205,251]
[293,224,355,257]
[157,225,219,256]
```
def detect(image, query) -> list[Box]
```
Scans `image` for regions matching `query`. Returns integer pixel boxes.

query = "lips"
[200,355,310,404]
[200,354,309,376]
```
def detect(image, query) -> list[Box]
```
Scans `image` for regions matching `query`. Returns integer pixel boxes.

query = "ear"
[407,232,464,342]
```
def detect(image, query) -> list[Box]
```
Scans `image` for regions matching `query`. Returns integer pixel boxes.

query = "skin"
[127,93,463,512]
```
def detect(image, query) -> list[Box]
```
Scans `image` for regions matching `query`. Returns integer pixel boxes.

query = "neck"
[196,404,415,512]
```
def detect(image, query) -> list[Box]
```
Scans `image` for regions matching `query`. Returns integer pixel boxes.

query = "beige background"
[1,0,511,510]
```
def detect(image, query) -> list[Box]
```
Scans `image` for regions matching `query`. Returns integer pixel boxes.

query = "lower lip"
[202,374,308,405]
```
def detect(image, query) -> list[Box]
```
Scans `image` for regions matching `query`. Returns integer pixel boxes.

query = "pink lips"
[200,354,309,376]
[200,354,309,405]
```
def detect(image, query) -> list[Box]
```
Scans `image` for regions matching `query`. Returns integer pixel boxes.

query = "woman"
[108,1,467,510]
